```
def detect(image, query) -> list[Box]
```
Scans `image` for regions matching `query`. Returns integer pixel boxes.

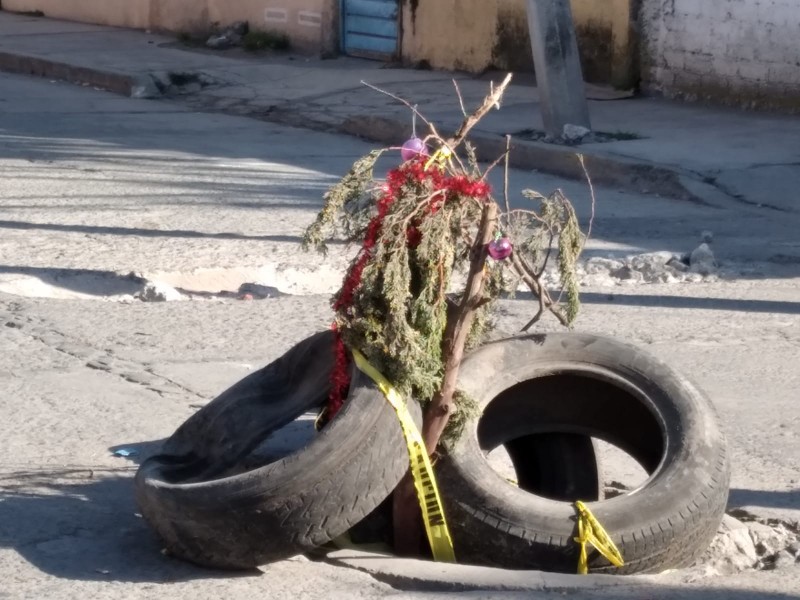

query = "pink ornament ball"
[488,237,513,260]
[401,137,428,161]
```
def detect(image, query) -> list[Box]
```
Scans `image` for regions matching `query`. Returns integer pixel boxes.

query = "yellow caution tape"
[424,146,453,171]
[351,349,456,563]
[574,500,624,574]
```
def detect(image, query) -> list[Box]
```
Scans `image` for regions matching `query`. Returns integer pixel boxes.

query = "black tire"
[437,332,730,574]
[135,331,421,569]
[347,433,602,548]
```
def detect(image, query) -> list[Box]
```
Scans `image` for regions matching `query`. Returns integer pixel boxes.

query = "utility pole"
[526,0,591,138]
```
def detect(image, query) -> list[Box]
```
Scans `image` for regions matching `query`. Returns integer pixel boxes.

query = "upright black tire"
[437,332,730,574]
[135,331,421,569]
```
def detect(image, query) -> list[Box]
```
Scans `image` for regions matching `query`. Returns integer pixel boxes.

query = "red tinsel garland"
[326,157,492,419]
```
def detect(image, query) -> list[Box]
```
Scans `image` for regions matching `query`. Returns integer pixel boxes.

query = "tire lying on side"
[436,332,730,574]
[135,330,421,569]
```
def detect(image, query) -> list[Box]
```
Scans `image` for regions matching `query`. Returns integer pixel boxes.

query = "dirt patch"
[693,511,800,577]
[512,127,644,145]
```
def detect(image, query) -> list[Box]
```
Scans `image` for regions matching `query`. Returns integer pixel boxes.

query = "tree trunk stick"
[422,202,498,454]
[510,252,570,330]
[447,74,513,150]
[391,471,423,556]
[392,203,498,555]
[391,77,509,556]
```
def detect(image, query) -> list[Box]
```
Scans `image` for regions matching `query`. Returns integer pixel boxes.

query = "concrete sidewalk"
[1,11,799,210]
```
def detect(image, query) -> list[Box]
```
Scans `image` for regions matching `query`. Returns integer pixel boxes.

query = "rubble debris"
[690,242,717,275]
[695,513,800,575]
[135,281,182,302]
[206,21,249,49]
[238,283,283,299]
[562,124,591,142]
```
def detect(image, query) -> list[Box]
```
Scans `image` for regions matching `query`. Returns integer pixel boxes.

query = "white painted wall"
[641,0,800,110]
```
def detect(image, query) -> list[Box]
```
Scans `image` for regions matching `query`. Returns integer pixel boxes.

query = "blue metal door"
[342,0,399,59]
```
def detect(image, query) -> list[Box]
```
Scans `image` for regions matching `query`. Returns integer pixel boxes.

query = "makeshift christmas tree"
[303,74,589,552]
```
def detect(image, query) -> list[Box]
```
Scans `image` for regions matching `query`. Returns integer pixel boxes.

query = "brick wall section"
[641,0,800,111]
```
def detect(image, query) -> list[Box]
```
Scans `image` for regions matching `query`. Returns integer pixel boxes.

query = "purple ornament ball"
[401,137,428,161]
[488,237,513,260]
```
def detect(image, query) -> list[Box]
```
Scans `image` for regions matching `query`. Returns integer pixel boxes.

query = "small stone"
[238,283,282,299]
[689,242,717,275]
[749,522,791,557]
[774,551,796,569]
[632,250,673,265]
[206,34,234,49]
[580,273,617,287]
[584,257,624,275]
[612,265,645,282]
[286,554,310,563]
[667,256,690,272]
[628,252,675,282]
[787,541,800,556]
[130,78,162,99]
[562,123,591,142]
[699,515,758,573]
[658,271,682,284]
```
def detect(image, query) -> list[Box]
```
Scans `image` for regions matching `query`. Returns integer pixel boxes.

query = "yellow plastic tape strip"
[424,146,453,171]
[352,349,456,563]
[574,500,624,574]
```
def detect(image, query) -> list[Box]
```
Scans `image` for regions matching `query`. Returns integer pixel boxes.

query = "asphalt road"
[1,72,798,599]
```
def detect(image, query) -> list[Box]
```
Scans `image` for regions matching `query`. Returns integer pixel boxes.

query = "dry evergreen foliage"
[303,77,588,439]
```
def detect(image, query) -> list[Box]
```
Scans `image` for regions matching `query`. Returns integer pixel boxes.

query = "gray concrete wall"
[641,0,800,111]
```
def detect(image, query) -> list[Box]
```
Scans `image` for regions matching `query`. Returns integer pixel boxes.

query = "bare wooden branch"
[509,252,570,330]
[393,202,498,556]
[577,154,596,252]
[361,80,444,141]
[503,135,512,217]
[524,291,546,330]
[480,150,510,181]
[536,228,556,278]
[452,79,467,117]
[422,202,498,454]
[447,73,513,149]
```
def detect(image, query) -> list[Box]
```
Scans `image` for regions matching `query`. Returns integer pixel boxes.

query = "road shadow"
[729,488,800,512]
[0,466,261,583]
[0,261,343,299]
[579,291,800,315]
[1,80,799,281]
[0,219,313,243]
